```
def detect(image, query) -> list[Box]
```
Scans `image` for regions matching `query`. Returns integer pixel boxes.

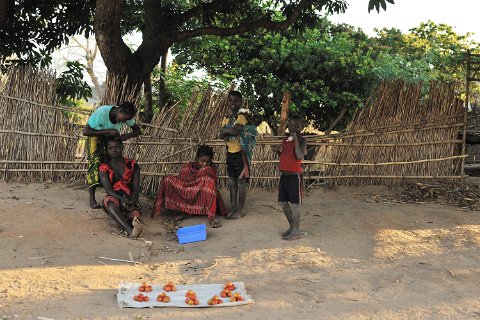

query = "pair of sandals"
[209,219,221,228]
[90,203,102,209]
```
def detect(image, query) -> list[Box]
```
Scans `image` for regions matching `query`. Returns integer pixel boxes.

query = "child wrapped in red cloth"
[152,145,226,228]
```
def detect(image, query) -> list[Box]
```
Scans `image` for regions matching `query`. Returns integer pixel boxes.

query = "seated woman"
[152,145,226,228]
[99,138,142,239]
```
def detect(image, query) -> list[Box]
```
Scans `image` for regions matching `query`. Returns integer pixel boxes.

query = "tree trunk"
[73,37,103,99]
[141,74,154,123]
[85,46,102,99]
[95,0,151,102]
[0,0,13,26]
[94,0,168,101]
[158,49,168,109]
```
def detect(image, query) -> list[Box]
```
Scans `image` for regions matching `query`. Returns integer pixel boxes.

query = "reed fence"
[0,67,467,195]
[323,81,466,186]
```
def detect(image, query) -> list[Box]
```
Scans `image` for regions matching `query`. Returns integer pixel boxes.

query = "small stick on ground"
[95,256,142,264]
[203,259,218,272]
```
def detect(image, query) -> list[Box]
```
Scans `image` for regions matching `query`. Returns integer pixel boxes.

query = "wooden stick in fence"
[138,122,178,133]
[0,129,79,139]
[326,108,346,134]
[0,94,91,115]
[309,175,465,179]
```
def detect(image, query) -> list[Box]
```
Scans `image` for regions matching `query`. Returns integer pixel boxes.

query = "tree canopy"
[1,0,393,93]
[373,21,478,85]
[171,19,479,129]
[173,18,376,129]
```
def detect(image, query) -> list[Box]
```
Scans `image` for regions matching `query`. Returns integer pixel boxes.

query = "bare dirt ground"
[1,181,480,320]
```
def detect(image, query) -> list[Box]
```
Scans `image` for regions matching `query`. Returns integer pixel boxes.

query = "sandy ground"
[1,182,480,320]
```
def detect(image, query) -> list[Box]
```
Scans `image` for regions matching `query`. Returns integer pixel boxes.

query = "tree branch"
[0,0,14,26]
[72,37,88,52]
[170,0,311,44]
[175,0,245,26]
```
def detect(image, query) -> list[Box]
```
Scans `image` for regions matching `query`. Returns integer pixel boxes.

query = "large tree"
[1,0,392,98]
[94,0,392,95]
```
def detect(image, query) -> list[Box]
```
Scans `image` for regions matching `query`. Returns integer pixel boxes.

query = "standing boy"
[273,114,307,240]
[219,91,249,219]
[82,102,142,209]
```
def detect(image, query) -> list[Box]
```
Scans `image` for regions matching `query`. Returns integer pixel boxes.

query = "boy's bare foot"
[226,210,244,220]
[282,232,301,240]
[281,228,292,237]
[226,209,237,219]
[131,217,142,239]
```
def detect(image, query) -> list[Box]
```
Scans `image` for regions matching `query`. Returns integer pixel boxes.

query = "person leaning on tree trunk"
[82,102,142,209]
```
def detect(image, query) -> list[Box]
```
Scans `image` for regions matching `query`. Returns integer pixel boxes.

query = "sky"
[329,0,480,41]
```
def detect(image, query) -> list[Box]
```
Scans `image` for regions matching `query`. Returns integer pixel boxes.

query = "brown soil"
[1,182,480,319]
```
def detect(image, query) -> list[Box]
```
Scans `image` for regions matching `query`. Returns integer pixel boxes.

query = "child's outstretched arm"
[119,123,142,141]
[83,124,119,138]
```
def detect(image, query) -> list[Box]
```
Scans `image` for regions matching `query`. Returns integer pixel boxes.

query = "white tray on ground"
[117,281,254,308]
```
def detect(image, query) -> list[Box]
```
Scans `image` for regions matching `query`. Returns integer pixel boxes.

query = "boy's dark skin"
[272,118,307,240]
[219,94,247,219]
[99,139,142,238]
[82,106,142,208]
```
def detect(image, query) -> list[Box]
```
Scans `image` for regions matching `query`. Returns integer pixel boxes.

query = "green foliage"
[0,0,95,67]
[372,21,480,98]
[368,0,394,13]
[173,19,376,129]
[56,61,92,105]
[171,18,480,129]
[139,63,226,114]
[370,53,435,82]
[61,98,91,125]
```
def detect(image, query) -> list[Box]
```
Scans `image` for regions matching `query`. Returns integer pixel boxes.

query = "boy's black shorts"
[226,151,244,179]
[278,173,303,204]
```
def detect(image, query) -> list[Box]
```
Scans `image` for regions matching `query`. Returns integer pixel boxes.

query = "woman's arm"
[119,123,142,141]
[99,170,123,200]
[83,124,119,137]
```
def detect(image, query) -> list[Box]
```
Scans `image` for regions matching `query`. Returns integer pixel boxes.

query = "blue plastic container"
[176,224,207,244]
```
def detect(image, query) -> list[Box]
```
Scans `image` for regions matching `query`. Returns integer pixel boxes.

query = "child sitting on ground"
[152,145,227,228]
[99,138,142,239]
[272,114,307,240]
